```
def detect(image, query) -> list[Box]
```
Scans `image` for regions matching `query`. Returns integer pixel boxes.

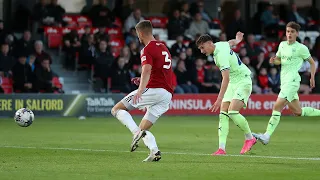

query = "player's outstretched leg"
[139,117,161,162]
[212,102,230,155]
[111,102,142,152]
[228,100,256,154]
[253,97,287,145]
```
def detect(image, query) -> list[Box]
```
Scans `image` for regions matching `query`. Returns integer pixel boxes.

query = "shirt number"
[162,51,171,69]
[230,50,242,65]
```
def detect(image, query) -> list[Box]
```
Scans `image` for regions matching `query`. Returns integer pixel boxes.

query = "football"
[14,108,35,127]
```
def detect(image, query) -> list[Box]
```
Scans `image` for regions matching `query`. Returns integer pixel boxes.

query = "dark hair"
[286,21,301,32]
[196,34,212,46]
[135,20,153,35]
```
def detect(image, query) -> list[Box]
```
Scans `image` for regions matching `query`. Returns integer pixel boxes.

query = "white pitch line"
[1,145,320,161]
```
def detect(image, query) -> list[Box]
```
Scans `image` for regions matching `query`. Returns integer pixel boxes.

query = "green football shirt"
[212,42,251,83]
[276,41,311,84]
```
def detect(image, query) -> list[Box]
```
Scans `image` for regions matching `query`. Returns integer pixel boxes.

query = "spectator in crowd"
[94,26,109,44]
[121,0,136,22]
[174,60,199,93]
[0,43,15,77]
[125,27,139,45]
[11,54,34,93]
[258,37,273,56]
[110,57,131,93]
[287,3,306,29]
[303,37,312,50]
[35,58,53,92]
[172,69,184,94]
[268,67,280,94]
[80,25,92,45]
[238,47,247,59]
[93,40,114,92]
[127,41,140,71]
[167,9,187,40]
[196,0,211,23]
[226,9,246,40]
[180,2,192,26]
[203,65,221,93]
[32,0,48,25]
[242,56,261,94]
[219,32,227,41]
[124,8,144,33]
[14,30,34,58]
[63,29,81,70]
[89,0,114,27]
[312,36,320,61]
[0,76,3,93]
[119,46,131,65]
[0,20,7,43]
[5,34,16,54]
[254,51,270,72]
[79,34,96,66]
[260,3,279,37]
[170,35,187,58]
[244,34,260,59]
[188,33,206,59]
[45,0,66,26]
[34,40,52,65]
[185,48,195,71]
[258,67,270,94]
[185,12,209,40]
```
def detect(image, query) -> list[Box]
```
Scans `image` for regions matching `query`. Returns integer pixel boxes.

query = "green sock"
[228,111,253,139]
[302,107,320,116]
[218,111,229,150]
[266,110,281,136]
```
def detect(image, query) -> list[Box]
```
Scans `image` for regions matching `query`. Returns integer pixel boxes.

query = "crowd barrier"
[0,94,319,117]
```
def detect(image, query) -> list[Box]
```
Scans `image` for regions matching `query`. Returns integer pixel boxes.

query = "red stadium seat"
[106,28,123,39]
[52,77,62,89]
[146,17,168,28]
[1,77,13,94]
[63,15,77,28]
[76,16,92,27]
[44,27,63,48]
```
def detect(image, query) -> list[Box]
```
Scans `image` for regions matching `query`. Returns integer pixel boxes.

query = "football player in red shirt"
[111,20,173,162]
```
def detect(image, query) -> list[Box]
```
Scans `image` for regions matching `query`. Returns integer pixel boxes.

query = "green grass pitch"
[0,116,320,180]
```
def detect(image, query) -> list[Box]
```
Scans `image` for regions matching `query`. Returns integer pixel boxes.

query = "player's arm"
[307,57,316,78]
[137,64,152,93]
[271,43,282,65]
[228,31,243,47]
[217,70,230,101]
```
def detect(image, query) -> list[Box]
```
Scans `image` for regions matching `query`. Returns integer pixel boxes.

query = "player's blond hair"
[286,21,301,32]
[135,20,153,35]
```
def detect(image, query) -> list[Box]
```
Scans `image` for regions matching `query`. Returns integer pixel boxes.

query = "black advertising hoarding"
[0,94,124,117]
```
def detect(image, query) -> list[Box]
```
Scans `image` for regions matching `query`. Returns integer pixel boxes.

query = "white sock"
[142,131,159,152]
[245,133,253,140]
[263,133,270,139]
[115,110,140,134]
[219,143,226,150]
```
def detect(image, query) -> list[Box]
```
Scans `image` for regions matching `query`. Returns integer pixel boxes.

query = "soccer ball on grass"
[14,108,34,127]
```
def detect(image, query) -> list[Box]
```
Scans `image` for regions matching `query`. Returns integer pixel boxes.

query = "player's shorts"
[278,82,299,102]
[121,88,172,124]
[222,75,252,107]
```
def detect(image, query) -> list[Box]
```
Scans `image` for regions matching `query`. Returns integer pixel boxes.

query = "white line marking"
[63,94,82,116]
[1,145,320,161]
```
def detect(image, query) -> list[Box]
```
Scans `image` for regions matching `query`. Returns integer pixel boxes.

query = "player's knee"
[228,111,239,120]
[111,106,118,117]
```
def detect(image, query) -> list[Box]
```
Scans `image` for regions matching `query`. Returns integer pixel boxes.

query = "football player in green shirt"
[197,32,256,155]
[252,21,320,145]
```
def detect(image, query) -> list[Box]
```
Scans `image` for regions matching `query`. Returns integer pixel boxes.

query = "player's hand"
[131,77,140,86]
[133,90,143,105]
[310,77,315,89]
[209,98,222,112]
[235,31,244,42]
[269,57,276,64]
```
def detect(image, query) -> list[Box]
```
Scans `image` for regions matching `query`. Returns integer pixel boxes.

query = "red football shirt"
[140,40,174,94]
